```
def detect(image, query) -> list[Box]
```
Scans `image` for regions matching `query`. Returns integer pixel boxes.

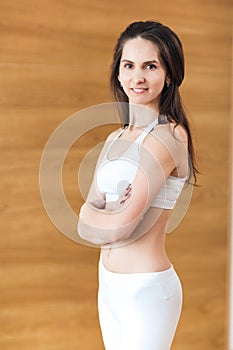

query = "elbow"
[77,217,97,244]
[77,218,90,242]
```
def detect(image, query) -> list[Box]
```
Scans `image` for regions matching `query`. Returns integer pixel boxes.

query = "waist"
[99,251,173,278]
[100,223,171,274]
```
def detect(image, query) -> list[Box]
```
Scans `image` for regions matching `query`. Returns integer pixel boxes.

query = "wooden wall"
[0,1,232,349]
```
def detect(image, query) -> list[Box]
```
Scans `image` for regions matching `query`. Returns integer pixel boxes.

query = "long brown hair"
[110,21,198,184]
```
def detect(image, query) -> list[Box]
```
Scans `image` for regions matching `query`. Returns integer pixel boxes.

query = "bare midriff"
[101,209,173,273]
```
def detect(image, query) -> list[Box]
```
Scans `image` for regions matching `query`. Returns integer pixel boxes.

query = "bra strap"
[136,118,159,145]
[102,118,159,162]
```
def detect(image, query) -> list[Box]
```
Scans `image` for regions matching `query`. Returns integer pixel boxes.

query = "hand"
[105,185,132,212]
[89,198,106,209]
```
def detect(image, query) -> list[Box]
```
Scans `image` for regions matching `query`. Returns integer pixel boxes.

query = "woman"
[78,21,197,350]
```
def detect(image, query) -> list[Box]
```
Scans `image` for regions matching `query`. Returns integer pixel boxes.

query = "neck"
[128,103,159,129]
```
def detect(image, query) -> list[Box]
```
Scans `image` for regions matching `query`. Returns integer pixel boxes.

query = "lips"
[131,88,148,94]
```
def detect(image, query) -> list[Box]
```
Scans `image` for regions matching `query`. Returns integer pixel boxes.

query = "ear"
[118,75,123,88]
[166,76,171,87]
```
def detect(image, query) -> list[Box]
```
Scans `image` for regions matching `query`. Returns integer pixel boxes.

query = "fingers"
[119,184,132,204]
[123,184,132,195]
[126,183,132,191]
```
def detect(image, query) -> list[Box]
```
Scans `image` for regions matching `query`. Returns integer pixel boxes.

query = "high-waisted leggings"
[97,254,183,350]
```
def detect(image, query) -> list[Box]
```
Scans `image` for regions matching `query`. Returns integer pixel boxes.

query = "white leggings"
[97,254,183,350]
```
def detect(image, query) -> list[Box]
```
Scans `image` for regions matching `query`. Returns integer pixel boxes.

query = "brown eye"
[124,63,133,69]
[146,64,156,70]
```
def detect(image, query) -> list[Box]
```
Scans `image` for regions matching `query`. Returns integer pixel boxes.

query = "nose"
[134,77,145,84]
[133,69,145,84]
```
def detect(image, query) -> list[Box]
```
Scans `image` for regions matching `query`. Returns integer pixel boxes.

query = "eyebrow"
[121,59,160,64]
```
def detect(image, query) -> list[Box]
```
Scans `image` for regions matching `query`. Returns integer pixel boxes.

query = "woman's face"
[118,37,168,111]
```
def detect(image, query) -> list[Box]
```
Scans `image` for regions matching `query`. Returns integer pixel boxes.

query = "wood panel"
[0,0,232,349]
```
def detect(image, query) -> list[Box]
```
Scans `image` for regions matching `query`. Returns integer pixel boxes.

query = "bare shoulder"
[96,127,122,160]
[151,122,188,148]
[170,123,188,147]
[105,127,123,141]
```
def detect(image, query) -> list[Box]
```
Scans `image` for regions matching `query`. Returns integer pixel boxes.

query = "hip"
[98,252,183,301]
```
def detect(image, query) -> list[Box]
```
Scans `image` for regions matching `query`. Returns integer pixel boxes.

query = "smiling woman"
[118,38,168,109]
[77,20,197,350]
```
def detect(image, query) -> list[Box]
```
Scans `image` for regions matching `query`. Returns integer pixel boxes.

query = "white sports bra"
[96,119,187,210]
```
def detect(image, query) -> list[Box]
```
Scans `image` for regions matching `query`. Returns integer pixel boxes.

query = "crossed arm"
[77,124,188,245]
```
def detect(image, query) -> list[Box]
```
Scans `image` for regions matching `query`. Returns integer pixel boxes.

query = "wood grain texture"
[0,0,232,349]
